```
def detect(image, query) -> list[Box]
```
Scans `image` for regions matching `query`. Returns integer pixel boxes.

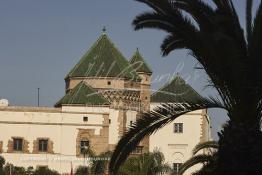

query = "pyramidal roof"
[55,81,109,107]
[65,33,140,81]
[151,75,203,103]
[129,49,152,74]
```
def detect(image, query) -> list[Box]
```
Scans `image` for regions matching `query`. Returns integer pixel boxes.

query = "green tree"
[0,157,5,169]
[109,1,262,175]
[3,164,27,175]
[0,156,59,175]
[75,166,88,175]
[75,151,111,175]
[89,151,111,175]
[117,150,170,175]
[0,156,5,175]
[32,167,59,175]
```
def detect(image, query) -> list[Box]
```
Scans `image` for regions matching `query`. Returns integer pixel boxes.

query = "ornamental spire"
[102,26,107,34]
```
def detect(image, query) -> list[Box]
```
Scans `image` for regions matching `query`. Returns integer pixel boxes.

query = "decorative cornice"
[0,121,109,127]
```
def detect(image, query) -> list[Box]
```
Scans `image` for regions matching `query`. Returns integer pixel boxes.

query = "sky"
[0,0,260,139]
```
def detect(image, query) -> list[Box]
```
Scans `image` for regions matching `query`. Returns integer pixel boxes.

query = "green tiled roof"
[151,76,203,103]
[55,82,110,107]
[129,49,152,74]
[65,34,141,81]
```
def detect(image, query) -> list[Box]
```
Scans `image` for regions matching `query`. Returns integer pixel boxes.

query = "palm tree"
[117,150,171,175]
[109,1,262,175]
[178,141,218,175]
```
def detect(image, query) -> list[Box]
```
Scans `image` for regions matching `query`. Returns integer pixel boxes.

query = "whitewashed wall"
[109,109,120,145]
[0,106,109,174]
[125,110,137,129]
[149,104,210,175]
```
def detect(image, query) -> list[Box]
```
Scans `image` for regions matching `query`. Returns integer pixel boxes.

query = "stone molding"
[0,121,108,127]
[32,138,54,154]
[7,137,29,153]
[100,90,141,110]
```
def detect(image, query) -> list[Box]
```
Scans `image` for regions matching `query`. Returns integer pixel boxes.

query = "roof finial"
[102,26,106,34]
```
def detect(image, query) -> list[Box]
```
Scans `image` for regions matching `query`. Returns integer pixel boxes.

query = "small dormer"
[129,48,152,85]
[55,81,110,108]
[151,75,203,104]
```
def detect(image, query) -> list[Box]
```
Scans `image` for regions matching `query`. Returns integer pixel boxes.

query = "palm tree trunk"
[217,120,262,175]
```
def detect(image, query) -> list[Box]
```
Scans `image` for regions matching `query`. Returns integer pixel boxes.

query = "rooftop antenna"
[37,88,40,107]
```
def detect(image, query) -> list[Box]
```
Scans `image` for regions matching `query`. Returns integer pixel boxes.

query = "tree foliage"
[0,156,59,175]
[117,150,171,175]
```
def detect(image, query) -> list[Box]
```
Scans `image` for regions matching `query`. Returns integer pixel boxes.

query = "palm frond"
[170,0,216,32]
[212,0,247,52]
[132,4,199,37]
[117,150,171,175]
[135,0,176,15]
[132,0,248,111]
[251,2,262,47]
[133,12,176,33]
[109,97,225,174]
[246,0,253,44]
[161,34,187,56]
[192,141,218,155]
[248,2,262,91]
[178,154,214,175]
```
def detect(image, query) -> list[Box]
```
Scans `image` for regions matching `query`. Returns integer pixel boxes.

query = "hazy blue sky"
[0,0,259,139]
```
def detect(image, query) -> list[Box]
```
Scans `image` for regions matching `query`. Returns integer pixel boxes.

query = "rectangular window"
[38,139,48,152]
[80,140,90,154]
[173,163,182,175]
[174,123,183,133]
[131,146,143,154]
[13,138,23,151]
[83,116,88,122]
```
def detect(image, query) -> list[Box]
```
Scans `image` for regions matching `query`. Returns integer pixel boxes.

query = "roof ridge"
[151,75,203,103]
[55,81,109,107]
[151,75,182,96]
[65,34,106,79]
[104,36,135,78]
[129,49,152,74]
[65,34,141,81]
[82,81,110,102]
[136,50,152,73]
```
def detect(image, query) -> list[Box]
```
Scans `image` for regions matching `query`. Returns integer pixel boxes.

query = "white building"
[0,31,210,174]
[150,76,211,175]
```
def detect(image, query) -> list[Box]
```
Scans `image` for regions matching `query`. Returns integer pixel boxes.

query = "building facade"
[0,32,210,174]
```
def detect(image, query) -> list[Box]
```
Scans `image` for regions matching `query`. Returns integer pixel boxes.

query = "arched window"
[172,152,184,175]
[80,139,90,155]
